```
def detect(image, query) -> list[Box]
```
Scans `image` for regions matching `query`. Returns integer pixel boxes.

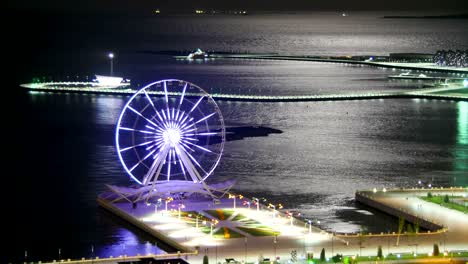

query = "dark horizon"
[8,0,468,15]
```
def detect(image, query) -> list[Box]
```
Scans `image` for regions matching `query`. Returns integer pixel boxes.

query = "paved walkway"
[99,189,468,264]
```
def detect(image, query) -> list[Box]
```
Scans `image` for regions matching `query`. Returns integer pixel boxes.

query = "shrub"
[444,194,450,203]
[203,255,209,264]
[332,254,342,263]
[427,192,433,198]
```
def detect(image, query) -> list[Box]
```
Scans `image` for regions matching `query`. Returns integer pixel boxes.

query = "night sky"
[9,0,468,14]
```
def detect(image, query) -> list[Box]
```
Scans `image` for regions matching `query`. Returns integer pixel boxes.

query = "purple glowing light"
[115,79,225,185]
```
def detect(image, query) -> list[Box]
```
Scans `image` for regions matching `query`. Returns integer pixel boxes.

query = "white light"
[95,75,123,87]
[163,129,181,146]
[109,53,114,59]
[464,79,468,88]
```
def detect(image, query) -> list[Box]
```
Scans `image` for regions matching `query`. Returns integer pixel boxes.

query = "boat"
[187,48,208,60]
[388,72,431,80]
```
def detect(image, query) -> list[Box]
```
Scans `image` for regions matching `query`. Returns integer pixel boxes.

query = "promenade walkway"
[210,54,468,74]
[20,82,468,102]
[352,188,468,257]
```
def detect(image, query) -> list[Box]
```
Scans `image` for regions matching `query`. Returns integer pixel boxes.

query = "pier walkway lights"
[108,52,114,76]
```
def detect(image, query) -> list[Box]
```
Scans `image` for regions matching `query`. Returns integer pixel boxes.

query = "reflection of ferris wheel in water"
[116,79,225,186]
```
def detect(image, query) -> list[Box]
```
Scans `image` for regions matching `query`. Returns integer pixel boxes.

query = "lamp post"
[273,235,278,260]
[229,194,236,209]
[178,204,185,220]
[308,220,312,235]
[331,234,334,256]
[108,52,114,76]
[91,244,94,264]
[269,203,276,219]
[244,237,248,263]
[253,198,259,211]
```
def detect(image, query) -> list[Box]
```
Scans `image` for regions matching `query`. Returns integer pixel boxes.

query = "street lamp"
[273,235,278,260]
[229,194,236,209]
[108,52,114,76]
[165,197,173,212]
[178,204,185,220]
[308,220,312,235]
[268,203,276,219]
[253,197,260,211]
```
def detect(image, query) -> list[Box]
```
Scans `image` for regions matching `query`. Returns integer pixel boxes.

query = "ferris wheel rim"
[115,79,225,186]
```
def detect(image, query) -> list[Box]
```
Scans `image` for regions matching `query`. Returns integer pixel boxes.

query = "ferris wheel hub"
[163,128,181,146]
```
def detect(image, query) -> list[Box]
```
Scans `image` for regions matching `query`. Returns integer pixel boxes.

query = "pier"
[205,54,468,74]
[21,82,468,102]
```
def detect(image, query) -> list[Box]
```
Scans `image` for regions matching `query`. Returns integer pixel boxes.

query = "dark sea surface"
[8,12,468,263]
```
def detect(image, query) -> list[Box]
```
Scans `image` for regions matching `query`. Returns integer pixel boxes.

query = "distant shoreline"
[383,13,468,19]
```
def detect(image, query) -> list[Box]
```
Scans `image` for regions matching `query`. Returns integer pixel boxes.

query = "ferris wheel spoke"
[175,145,204,182]
[166,108,171,122]
[167,149,172,181]
[190,96,205,113]
[185,141,214,153]
[119,140,155,152]
[119,127,154,134]
[178,83,187,109]
[144,144,170,184]
[195,113,216,124]
[163,81,169,104]
[179,141,196,153]
[177,110,186,123]
[187,132,219,136]
[180,136,197,142]
[127,106,159,128]
[129,148,157,172]
[143,90,155,106]
[160,108,168,122]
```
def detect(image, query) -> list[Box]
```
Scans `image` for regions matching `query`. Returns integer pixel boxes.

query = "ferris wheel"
[115,79,225,186]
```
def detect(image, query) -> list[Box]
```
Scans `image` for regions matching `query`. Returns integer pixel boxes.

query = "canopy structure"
[101,180,235,204]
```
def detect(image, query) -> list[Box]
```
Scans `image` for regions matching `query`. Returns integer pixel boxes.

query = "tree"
[320,248,326,262]
[377,246,383,259]
[203,255,209,264]
[433,244,440,256]
[444,194,450,203]
[427,192,433,198]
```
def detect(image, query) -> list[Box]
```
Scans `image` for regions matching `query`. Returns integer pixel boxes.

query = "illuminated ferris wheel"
[115,79,225,186]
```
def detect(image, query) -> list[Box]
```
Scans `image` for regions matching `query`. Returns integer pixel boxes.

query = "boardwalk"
[20,82,468,102]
